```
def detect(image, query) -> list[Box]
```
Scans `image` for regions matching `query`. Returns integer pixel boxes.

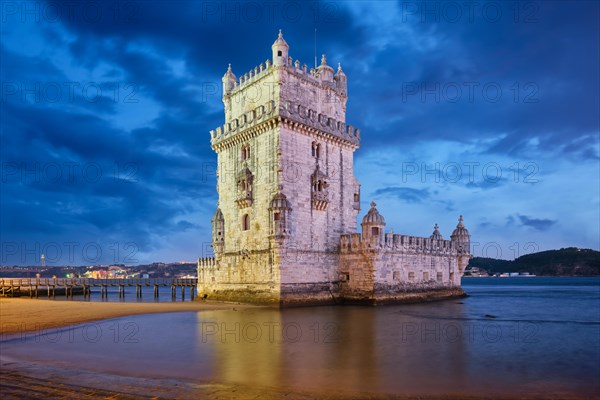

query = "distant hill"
[468,247,600,276]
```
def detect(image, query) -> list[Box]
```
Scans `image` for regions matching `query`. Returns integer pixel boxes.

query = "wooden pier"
[0,278,198,300]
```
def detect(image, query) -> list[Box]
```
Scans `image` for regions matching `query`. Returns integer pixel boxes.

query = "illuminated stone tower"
[198,31,470,306]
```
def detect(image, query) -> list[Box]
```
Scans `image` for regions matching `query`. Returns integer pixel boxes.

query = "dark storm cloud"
[346,1,599,160]
[372,187,430,203]
[465,177,508,190]
[518,215,557,231]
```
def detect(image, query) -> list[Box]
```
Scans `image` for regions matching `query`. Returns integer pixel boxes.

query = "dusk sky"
[1,0,598,266]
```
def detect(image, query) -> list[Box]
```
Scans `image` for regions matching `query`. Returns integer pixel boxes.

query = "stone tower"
[198,31,361,305]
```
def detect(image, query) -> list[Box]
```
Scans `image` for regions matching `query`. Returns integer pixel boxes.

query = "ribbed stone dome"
[430,224,443,240]
[362,201,385,225]
[270,192,291,209]
[451,216,470,238]
[272,29,289,49]
[212,208,223,221]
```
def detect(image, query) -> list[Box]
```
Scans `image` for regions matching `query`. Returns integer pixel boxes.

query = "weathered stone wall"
[197,250,281,304]
[339,233,464,303]
[279,125,359,251]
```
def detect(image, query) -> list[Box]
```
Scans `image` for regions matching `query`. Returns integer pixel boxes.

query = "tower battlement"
[340,233,458,255]
[209,99,360,149]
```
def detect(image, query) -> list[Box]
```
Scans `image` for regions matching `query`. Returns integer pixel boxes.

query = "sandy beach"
[0,297,254,336]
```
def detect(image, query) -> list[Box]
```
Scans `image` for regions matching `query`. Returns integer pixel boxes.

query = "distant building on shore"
[198,31,471,305]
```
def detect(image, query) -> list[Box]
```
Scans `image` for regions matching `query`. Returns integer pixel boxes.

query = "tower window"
[372,227,379,236]
[241,144,250,160]
[277,50,282,57]
[311,142,321,158]
[242,214,250,231]
[274,212,280,221]
[354,193,360,202]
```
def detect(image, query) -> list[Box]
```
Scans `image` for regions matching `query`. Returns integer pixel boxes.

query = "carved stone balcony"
[236,190,253,208]
[312,191,329,211]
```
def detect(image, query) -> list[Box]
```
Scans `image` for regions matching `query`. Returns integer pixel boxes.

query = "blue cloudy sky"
[1,0,598,265]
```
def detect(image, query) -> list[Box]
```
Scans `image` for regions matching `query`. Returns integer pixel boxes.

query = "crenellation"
[211,99,359,150]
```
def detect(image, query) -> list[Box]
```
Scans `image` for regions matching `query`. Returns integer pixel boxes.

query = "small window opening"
[242,214,250,231]
[274,212,280,221]
[277,50,282,57]
[372,227,379,236]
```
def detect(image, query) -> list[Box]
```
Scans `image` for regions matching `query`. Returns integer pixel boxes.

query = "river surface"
[1,277,599,398]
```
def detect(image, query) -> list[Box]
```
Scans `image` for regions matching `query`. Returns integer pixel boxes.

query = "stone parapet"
[210,99,360,149]
[340,233,458,255]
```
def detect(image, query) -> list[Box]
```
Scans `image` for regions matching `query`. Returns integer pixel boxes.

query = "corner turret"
[271,29,289,67]
[361,201,386,246]
[451,215,471,274]
[211,208,225,255]
[334,63,347,97]
[222,64,236,95]
[269,188,292,240]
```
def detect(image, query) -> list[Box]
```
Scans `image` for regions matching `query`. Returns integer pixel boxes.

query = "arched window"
[273,212,280,221]
[242,214,250,231]
[241,145,250,161]
[311,142,321,158]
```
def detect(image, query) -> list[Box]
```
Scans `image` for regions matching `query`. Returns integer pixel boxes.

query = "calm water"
[2,277,599,397]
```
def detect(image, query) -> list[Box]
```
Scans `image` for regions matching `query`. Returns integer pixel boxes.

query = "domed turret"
[211,208,225,254]
[430,224,443,240]
[451,215,471,275]
[271,29,289,67]
[451,215,470,243]
[361,201,386,246]
[333,63,347,96]
[222,64,236,95]
[269,189,292,240]
[316,54,334,83]
[270,191,291,210]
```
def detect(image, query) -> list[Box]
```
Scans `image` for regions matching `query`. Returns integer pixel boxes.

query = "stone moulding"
[210,100,360,151]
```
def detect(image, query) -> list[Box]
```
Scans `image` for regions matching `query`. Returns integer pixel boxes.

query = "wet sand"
[2,363,591,400]
[0,297,254,336]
